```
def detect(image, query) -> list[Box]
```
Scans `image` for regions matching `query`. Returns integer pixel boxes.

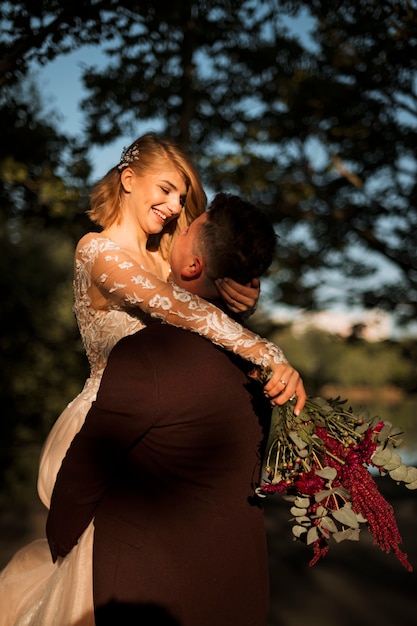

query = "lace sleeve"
[80,236,287,369]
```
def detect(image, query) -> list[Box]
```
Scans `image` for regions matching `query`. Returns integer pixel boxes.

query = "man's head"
[170,192,277,299]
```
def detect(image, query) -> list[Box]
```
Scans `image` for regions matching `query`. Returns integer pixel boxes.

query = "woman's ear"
[120,167,134,192]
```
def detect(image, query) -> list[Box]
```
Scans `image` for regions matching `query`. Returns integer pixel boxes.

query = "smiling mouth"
[152,208,168,222]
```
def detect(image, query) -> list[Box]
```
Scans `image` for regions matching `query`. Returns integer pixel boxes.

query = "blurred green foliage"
[269,326,417,392]
[265,324,417,452]
[1,0,417,503]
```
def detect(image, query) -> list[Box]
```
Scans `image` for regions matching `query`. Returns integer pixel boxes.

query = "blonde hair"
[88,133,207,260]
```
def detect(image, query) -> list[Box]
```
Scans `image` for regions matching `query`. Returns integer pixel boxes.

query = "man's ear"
[120,167,134,192]
[181,255,204,280]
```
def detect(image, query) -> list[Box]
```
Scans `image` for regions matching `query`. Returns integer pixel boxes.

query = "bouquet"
[256,395,417,571]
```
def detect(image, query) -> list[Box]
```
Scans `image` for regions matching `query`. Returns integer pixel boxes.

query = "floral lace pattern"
[73,235,287,379]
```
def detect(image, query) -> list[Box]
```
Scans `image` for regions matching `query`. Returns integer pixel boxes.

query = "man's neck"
[172,272,218,301]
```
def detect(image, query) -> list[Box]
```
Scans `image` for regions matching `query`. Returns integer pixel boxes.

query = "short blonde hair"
[88,133,207,260]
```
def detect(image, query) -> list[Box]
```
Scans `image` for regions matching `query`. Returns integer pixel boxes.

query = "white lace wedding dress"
[0,235,286,625]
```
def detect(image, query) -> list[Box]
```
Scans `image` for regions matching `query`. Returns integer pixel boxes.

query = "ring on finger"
[280,379,287,386]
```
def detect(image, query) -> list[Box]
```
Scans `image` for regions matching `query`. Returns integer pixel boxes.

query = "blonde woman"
[0,133,305,625]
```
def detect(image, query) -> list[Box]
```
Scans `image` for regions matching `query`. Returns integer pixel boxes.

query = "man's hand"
[215,277,260,315]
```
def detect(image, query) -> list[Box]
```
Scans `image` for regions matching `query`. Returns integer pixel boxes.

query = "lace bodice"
[74,241,150,380]
[73,235,287,380]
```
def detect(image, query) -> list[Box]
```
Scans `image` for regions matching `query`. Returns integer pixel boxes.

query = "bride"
[0,132,305,625]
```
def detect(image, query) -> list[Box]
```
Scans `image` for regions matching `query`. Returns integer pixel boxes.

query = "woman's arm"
[78,236,306,413]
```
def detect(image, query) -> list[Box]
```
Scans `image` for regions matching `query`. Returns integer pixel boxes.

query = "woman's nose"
[168,197,183,216]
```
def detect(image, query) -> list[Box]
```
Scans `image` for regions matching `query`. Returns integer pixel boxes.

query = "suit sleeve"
[46,334,159,562]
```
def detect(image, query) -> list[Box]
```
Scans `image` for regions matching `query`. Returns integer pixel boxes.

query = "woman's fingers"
[263,365,306,414]
[215,277,260,313]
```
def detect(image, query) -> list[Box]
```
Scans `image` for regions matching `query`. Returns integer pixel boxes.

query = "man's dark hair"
[199,193,277,285]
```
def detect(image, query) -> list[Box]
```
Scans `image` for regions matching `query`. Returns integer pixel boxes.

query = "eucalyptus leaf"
[302,423,315,435]
[381,453,402,470]
[369,416,382,429]
[333,528,360,543]
[372,449,393,466]
[389,427,404,437]
[315,505,328,518]
[377,422,393,442]
[298,410,311,423]
[292,525,308,538]
[314,489,333,503]
[315,467,337,481]
[282,495,297,503]
[392,438,404,448]
[290,506,308,517]
[288,430,308,449]
[333,487,351,500]
[298,429,312,444]
[307,526,319,545]
[311,397,330,410]
[389,464,408,481]
[320,516,338,533]
[294,496,310,508]
[332,504,359,528]
[405,466,417,483]
[355,422,370,434]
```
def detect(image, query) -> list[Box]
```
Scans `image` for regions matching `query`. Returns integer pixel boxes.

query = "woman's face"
[123,162,188,236]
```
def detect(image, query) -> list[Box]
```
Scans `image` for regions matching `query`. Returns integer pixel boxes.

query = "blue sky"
[34,46,137,180]
[32,9,317,181]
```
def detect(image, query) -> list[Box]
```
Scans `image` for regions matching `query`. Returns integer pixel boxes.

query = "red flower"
[296,471,325,496]
[341,463,412,572]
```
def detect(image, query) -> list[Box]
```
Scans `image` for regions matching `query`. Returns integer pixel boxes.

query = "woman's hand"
[263,363,306,415]
[215,277,260,315]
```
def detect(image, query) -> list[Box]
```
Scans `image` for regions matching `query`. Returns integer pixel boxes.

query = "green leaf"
[315,467,337,481]
[333,528,360,543]
[307,526,319,545]
[320,516,338,533]
[315,505,327,518]
[290,506,308,517]
[377,422,393,442]
[405,467,417,483]
[332,503,359,528]
[292,525,308,538]
[382,453,402,471]
[355,422,370,434]
[282,494,297,503]
[288,430,308,449]
[315,489,333,503]
[372,449,393,466]
[388,464,408,481]
[294,496,310,508]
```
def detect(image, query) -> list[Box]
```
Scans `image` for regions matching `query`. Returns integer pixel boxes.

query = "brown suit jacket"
[46,323,271,626]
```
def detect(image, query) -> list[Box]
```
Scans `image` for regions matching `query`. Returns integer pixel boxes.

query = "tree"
[1,0,416,322]
[0,76,92,497]
[80,0,417,323]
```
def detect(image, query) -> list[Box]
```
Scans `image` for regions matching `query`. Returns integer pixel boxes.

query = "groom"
[46,193,278,626]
